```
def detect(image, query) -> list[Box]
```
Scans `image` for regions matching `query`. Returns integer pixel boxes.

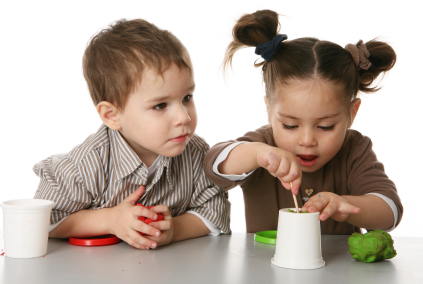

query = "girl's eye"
[183,94,193,102]
[153,103,167,110]
[318,125,335,131]
[283,124,298,130]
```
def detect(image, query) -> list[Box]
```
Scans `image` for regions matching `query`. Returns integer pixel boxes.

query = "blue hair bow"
[255,34,288,62]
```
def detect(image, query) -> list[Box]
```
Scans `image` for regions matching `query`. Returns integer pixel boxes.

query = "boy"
[33,19,230,250]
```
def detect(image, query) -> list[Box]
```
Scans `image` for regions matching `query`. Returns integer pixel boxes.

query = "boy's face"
[117,62,197,166]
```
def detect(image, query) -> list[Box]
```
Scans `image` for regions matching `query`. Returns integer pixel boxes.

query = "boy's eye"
[318,125,335,131]
[283,124,298,130]
[183,94,193,102]
[153,103,167,110]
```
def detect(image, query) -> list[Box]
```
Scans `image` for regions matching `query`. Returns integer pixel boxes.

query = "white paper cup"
[271,208,325,269]
[1,199,54,258]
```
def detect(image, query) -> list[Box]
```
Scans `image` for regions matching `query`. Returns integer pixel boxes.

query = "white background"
[1,0,422,237]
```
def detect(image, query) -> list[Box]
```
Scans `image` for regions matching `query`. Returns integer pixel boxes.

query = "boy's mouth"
[297,155,318,167]
[169,134,188,143]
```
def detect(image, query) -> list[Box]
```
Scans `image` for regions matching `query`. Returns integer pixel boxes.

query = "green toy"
[348,230,397,263]
[287,208,308,213]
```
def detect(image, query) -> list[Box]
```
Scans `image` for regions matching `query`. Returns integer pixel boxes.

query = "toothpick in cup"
[290,182,299,213]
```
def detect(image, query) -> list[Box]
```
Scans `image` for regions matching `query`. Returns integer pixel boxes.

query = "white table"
[1,233,422,284]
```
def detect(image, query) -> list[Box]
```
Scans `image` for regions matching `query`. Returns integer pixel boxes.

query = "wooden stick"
[291,182,299,213]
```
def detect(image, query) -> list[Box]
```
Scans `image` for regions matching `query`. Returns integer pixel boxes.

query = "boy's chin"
[161,145,188,158]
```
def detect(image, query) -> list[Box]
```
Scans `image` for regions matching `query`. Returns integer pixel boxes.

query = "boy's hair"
[83,19,191,110]
[223,10,396,107]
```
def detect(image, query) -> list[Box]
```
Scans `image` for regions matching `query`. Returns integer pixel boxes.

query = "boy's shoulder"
[185,133,210,154]
[64,124,111,165]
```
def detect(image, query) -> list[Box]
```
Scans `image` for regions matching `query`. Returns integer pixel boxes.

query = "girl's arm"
[217,142,265,175]
[218,142,302,194]
[342,194,394,230]
[302,192,395,230]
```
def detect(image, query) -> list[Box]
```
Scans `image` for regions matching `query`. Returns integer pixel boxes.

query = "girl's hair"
[223,10,396,107]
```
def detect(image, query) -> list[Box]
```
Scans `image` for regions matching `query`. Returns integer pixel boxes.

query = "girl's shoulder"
[340,129,375,165]
[344,129,372,150]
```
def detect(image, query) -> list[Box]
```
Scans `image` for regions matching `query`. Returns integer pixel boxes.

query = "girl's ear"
[97,101,122,130]
[348,98,361,128]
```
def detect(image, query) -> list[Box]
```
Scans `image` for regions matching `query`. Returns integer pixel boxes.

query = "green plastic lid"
[254,230,277,244]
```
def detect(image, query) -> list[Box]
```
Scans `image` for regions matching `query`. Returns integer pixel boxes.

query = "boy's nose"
[298,130,317,147]
[174,104,191,126]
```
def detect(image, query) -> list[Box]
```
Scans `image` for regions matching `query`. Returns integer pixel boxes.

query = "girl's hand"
[108,185,162,250]
[256,145,302,195]
[302,192,360,222]
[143,205,174,247]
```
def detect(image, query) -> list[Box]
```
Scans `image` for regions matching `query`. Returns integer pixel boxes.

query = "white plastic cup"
[271,208,325,269]
[1,199,54,258]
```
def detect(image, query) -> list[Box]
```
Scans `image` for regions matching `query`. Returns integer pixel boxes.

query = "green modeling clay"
[287,209,308,213]
[348,230,397,263]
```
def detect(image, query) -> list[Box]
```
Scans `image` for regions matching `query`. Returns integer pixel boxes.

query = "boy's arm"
[184,135,232,235]
[33,156,94,229]
[50,186,161,250]
[49,207,112,238]
[172,213,210,242]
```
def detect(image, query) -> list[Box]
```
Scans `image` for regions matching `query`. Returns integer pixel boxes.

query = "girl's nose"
[298,129,317,147]
[174,104,191,126]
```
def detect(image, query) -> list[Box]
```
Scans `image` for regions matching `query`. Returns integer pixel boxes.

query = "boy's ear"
[96,101,121,130]
[348,98,361,128]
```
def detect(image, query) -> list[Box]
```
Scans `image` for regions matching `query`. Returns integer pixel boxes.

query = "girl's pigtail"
[359,40,396,93]
[223,10,280,73]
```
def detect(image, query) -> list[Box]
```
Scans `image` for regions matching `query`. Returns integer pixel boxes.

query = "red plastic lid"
[68,234,120,246]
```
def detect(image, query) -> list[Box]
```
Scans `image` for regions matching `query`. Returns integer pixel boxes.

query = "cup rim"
[281,208,320,215]
[1,199,55,210]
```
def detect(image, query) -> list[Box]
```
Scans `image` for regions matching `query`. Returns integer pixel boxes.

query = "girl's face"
[267,79,360,173]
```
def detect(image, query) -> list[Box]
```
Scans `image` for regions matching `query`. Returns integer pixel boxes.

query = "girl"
[203,9,403,234]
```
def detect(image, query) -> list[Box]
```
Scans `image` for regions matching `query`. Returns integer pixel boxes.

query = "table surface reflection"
[1,233,422,284]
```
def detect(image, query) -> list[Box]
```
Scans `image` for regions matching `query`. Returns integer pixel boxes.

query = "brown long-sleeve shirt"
[204,125,403,235]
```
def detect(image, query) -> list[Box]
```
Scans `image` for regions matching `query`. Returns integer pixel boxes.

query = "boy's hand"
[143,205,174,247]
[256,145,302,195]
[108,185,162,250]
[302,192,360,222]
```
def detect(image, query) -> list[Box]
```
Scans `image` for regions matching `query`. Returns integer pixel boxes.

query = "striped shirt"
[33,124,231,234]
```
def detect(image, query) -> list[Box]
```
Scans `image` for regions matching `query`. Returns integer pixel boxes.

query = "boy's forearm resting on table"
[172,213,211,242]
[49,208,211,242]
[218,142,265,175]
[49,208,114,238]
[343,194,395,230]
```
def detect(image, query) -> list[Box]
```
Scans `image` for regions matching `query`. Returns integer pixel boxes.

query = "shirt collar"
[108,127,173,185]
[109,128,147,181]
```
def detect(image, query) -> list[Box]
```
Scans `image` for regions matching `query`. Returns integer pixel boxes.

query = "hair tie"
[255,34,288,63]
[345,40,371,70]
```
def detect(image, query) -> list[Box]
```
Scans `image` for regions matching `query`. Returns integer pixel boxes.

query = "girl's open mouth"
[297,155,318,167]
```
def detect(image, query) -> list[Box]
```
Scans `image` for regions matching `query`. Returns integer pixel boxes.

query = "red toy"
[136,204,164,236]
